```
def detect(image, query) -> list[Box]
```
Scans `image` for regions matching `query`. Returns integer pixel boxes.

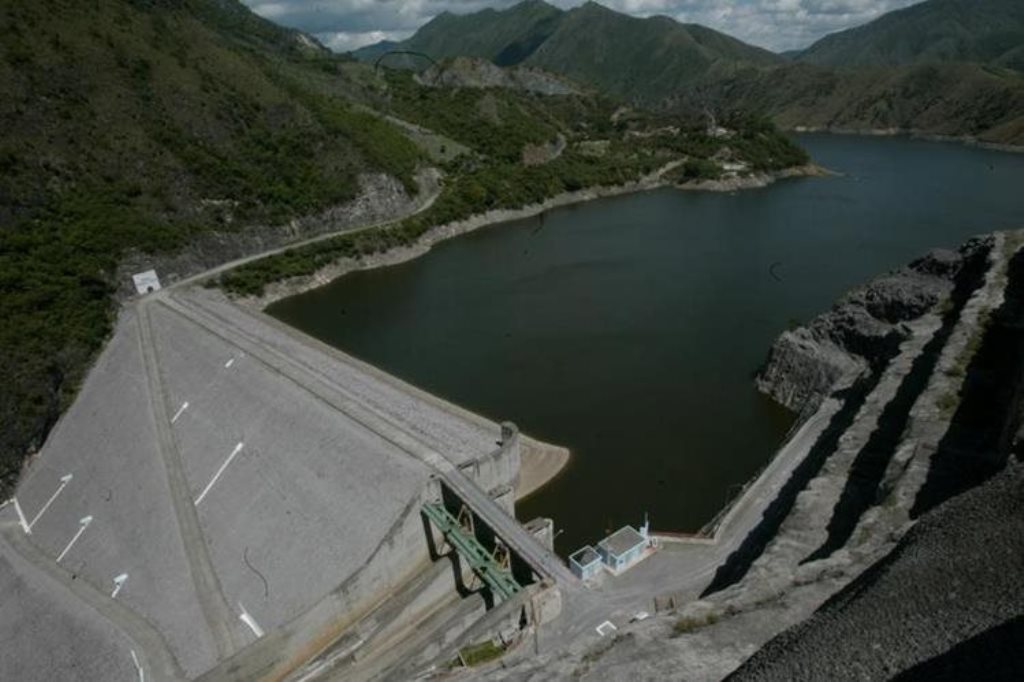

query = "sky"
[242,0,924,54]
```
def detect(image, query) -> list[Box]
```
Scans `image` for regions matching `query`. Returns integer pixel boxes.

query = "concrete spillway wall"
[459,422,522,515]
[196,482,439,681]
[199,425,527,681]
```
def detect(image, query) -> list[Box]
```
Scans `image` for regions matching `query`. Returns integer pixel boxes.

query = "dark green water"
[268,134,1024,554]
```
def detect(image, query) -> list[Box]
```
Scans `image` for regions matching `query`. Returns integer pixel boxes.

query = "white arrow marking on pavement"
[239,603,264,638]
[194,442,244,506]
[12,497,31,535]
[28,474,73,532]
[111,573,129,599]
[224,357,235,368]
[170,401,189,424]
[56,515,93,563]
[130,648,145,682]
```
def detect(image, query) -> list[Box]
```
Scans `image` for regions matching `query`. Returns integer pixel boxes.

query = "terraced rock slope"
[474,230,1024,680]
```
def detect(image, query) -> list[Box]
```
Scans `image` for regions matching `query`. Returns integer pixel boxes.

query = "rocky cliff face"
[417,57,582,95]
[114,170,438,301]
[756,242,984,414]
[730,459,1024,681]
[471,232,1022,682]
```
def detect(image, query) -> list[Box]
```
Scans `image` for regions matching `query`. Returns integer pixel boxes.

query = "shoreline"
[676,163,833,192]
[238,161,824,310]
[229,162,825,499]
[790,126,1024,154]
[236,161,682,309]
[517,438,570,501]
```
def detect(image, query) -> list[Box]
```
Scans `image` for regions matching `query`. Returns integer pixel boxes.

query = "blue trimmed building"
[597,526,647,573]
[569,545,603,580]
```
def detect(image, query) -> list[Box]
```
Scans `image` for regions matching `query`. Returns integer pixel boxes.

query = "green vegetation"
[456,640,505,667]
[381,70,561,162]
[0,0,810,499]
[937,390,960,417]
[716,61,1024,146]
[214,85,806,298]
[940,306,996,417]
[215,148,661,297]
[794,0,1024,71]
[354,0,781,103]
[679,158,722,181]
[672,611,720,636]
[946,309,993,382]
[356,0,1024,146]
[0,0,423,496]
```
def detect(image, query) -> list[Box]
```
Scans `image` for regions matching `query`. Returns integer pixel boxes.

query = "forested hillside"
[356,0,1024,145]
[796,0,1024,71]
[708,61,1024,146]
[356,0,781,103]
[0,0,426,494]
[0,0,808,498]
[214,61,808,297]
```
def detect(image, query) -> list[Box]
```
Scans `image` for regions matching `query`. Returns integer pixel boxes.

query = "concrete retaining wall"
[459,422,522,514]
[197,481,441,682]
[198,423,528,681]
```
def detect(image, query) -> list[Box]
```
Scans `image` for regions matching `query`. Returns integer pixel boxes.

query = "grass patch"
[937,391,960,417]
[672,611,720,636]
[946,308,993,381]
[457,640,505,667]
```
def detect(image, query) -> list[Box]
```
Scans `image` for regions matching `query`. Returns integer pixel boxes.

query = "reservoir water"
[268,134,1024,554]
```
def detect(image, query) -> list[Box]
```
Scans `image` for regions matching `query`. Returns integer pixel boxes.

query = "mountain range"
[356,0,1024,145]
[0,0,806,496]
[358,0,781,102]
[0,0,427,492]
[795,0,1024,71]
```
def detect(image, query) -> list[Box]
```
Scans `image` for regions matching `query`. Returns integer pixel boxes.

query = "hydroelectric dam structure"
[0,284,572,682]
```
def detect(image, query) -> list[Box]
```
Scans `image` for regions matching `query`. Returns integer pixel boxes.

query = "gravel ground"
[729,459,1024,681]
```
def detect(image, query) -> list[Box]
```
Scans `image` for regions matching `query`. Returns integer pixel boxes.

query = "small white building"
[131,269,162,295]
[569,545,603,580]
[569,517,654,579]
[597,526,647,573]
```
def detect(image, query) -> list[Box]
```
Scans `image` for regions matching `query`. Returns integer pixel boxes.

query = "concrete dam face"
[5,136,1024,681]
[0,285,565,682]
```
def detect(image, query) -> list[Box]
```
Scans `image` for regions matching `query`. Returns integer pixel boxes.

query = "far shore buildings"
[569,518,653,580]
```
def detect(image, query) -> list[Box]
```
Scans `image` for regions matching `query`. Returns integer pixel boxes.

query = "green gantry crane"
[422,502,522,601]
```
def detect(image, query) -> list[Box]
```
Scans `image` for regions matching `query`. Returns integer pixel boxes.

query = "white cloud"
[316,29,415,52]
[241,0,924,53]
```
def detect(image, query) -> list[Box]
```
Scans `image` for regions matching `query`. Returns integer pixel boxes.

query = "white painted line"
[28,474,73,532]
[596,620,617,637]
[12,497,31,535]
[239,603,265,638]
[111,573,128,599]
[56,515,93,563]
[130,648,145,682]
[224,357,235,368]
[0,498,8,511]
[194,442,244,506]
[170,401,189,424]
